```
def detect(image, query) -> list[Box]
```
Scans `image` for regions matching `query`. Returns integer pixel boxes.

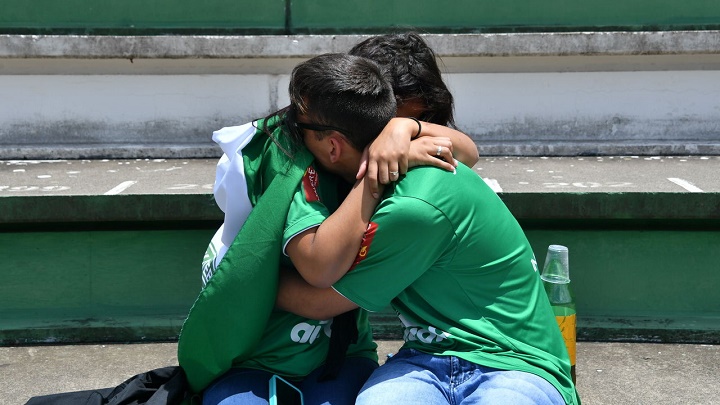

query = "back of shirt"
[333,163,579,404]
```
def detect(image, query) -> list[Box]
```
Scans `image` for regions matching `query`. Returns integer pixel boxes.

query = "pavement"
[1,341,719,405]
[1,155,719,197]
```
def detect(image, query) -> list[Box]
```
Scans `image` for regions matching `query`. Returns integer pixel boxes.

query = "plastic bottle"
[540,244,576,384]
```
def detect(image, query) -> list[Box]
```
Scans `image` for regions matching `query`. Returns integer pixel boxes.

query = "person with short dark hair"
[198,53,397,405]
[276,56,580,405]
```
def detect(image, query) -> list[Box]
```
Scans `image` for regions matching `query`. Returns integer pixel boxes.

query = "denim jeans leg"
[301,356,379,405]
[456,364,565,405]
[356,349,565,405]
[356,349,452,405]
[203,357,378,405]
[202,368,274,405]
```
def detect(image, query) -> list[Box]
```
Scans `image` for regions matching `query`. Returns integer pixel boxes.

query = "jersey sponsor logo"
[404,325,451,344]
[302,165,320,202]
[349,222,378,271]
[398,314,452,343]
[289,319,332,344]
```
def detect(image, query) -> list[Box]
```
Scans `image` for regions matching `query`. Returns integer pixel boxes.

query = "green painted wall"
[2,0,719,34]
[0,228,210,343]
[1,0,287,34]
[1,190,718,344]
[527,229,720,318]
[0,229,205,316]
[293,0,720,33]
[1,222,718,344]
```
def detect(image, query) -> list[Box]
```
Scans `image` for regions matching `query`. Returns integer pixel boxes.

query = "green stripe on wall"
[2,0,719,34]
[0,0,287,33]
[293,0,720,32]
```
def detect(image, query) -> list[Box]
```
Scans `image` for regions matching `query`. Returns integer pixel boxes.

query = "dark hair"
[349,32,456,127]
[288,53,396,151]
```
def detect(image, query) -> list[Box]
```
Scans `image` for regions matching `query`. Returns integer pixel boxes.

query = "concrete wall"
[2,32,720,158]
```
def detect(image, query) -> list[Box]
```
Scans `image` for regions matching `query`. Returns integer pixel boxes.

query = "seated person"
[276,62,581,403]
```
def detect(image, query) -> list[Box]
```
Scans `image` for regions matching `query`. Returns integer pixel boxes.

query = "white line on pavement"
[667,178,704,192]
[104,181,137,195]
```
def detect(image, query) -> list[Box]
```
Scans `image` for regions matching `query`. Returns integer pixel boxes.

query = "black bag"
[25,366,194,405]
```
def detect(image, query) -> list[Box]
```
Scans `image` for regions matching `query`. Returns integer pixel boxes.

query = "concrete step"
[2,156,718,223]
[2,155,718,197]
[1,156,719,345]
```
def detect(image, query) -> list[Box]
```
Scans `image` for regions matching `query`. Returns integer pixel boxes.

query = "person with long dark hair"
[188,33,480,405]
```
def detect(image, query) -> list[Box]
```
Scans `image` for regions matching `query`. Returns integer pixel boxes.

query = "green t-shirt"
[333,164,579,404]
[237,162,378,378]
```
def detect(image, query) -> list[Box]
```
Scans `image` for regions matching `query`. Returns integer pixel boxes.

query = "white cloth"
[201,122,257,285]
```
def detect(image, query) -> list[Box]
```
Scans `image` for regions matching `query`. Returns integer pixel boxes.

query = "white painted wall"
[449,70,720,141]
[1,33,719,158]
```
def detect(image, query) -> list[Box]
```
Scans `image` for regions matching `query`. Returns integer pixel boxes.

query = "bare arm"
[285,175,382,288]
[417,120,480,167]
[286,120,477,290]
[358,117,479,196]
[276,267,358,320]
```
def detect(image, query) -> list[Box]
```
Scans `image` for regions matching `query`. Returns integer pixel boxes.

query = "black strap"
[317,309,359,382]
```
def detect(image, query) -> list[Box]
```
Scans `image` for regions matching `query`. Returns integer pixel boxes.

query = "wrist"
[406,117,422,139]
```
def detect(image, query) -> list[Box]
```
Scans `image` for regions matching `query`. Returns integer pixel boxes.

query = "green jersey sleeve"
[333,196,455,312]
[282,164,339,256]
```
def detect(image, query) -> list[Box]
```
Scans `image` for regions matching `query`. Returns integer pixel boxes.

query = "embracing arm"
[417,120,480,167]
[276,267,358,320]
[285,175,381,289]
[358,117,479,195]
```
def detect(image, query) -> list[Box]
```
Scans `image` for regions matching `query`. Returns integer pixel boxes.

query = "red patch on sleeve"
[349,222,378,271]
[302,165,320,202]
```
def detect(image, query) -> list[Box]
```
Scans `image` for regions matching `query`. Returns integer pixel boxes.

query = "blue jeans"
[356,349,565,405]
[202,356,378,405]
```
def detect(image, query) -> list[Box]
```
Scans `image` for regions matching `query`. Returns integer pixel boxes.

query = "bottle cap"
[540,244,570,283]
